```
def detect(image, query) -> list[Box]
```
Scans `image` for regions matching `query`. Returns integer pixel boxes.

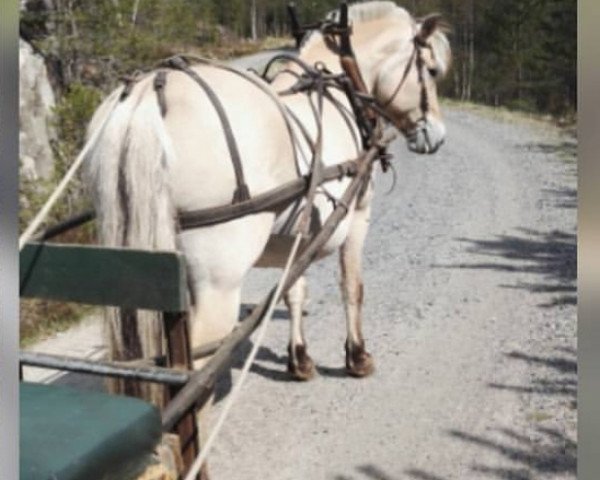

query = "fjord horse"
[84,0,450,472]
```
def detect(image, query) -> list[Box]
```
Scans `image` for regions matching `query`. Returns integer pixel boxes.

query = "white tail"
[84,86,178,406]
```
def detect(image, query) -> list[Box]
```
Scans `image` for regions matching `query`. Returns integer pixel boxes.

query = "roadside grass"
[440,97,577,165]
[527,410,554,423]
[20,300,96,348]
[19,221,98,347]
[440,97,576,130]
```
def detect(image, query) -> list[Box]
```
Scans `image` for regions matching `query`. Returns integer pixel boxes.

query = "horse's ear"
[416,13,445,42]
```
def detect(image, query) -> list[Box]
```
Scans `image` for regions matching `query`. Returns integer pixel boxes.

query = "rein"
[380,37,431,119]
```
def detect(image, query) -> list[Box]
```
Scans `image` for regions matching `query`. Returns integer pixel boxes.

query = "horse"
[84,0,450,472]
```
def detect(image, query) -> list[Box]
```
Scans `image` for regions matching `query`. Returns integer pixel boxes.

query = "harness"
[117,3,431,233]
[381,37,431,115]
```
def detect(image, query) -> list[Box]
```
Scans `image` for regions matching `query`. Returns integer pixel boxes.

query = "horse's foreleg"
[284,275,316,380]
[339,204,375,377]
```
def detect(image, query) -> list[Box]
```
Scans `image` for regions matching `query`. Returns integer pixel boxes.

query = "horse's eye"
[428,67,439,78]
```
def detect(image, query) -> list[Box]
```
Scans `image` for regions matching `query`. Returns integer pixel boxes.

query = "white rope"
[183,232,303,480]
[18,97,120,251]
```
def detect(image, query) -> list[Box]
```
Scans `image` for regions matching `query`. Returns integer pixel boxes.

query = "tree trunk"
[131,0,141,26]
[461,24,468,101]
[251,0,257,41]
[466,0,475,101]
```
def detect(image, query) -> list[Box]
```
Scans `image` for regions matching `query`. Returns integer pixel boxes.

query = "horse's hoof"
[345,342,375,378]
[287,343,316,381]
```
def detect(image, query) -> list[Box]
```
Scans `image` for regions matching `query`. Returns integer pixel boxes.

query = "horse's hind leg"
[285,275,316,380]
[189,285,243,480]
[339,203,375,377]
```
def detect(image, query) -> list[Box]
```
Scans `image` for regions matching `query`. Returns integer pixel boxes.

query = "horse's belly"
[254,208,354,269]
[254,234,307,268]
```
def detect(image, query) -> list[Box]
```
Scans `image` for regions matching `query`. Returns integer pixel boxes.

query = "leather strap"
[165,56,250,204]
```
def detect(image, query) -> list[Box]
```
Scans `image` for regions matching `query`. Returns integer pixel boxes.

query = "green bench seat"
[20,382,162,480]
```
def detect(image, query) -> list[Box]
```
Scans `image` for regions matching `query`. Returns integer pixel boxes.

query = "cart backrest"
[20,242,187,312]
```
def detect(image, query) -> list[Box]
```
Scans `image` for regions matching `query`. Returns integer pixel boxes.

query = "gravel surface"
[24,102,576,480]
[208,105,577,480]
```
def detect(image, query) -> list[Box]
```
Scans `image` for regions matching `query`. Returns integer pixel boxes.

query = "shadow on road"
[334,464,406,480]
[454,346,577,478]
[519,140,577,161]
[333,464,451,480]
[445,425,576,480]
[488,347,577,408]
[542,187,576,210]
[439,226,576,308]
[402,346,576,480]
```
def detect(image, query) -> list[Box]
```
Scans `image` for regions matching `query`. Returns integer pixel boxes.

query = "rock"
[19,38,56,180]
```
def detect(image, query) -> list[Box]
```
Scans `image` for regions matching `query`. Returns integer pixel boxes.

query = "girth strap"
[164,56,250,204]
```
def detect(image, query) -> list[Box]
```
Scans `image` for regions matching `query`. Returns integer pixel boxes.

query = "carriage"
[19,3,450,479]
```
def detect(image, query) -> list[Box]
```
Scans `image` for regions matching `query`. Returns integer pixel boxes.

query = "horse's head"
[294,2,451,153]
[373,14,451,154]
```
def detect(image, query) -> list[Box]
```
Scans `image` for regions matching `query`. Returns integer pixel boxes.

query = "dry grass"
[440,97,577,130]
[20,299,94,348]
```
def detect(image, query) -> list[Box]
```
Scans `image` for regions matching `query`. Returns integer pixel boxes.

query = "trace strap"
[162,56,251,204]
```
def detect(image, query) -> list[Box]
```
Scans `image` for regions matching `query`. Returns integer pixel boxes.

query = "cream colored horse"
[84,0,450,471]
[266,3,451,380]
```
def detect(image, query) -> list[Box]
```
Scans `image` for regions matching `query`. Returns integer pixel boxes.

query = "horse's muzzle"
[406,119,445,154]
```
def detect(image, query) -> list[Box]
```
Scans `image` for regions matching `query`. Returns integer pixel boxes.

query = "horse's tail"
[84,85,177,407]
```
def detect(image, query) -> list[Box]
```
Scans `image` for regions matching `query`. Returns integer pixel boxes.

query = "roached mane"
[327,1,409,23]
[300,1,411,51]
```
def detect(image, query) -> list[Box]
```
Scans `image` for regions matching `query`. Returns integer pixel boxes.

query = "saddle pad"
[20,382,162,480]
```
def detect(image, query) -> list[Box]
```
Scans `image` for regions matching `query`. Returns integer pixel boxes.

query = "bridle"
[287,2,437,129]
[379,35,432,123]
[315,11,435,141]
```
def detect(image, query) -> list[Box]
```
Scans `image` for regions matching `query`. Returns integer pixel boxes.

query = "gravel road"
[207,105,577,480]
[24,101,576,479]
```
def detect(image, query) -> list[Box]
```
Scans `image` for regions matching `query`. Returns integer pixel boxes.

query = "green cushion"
[20,382,162,480]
